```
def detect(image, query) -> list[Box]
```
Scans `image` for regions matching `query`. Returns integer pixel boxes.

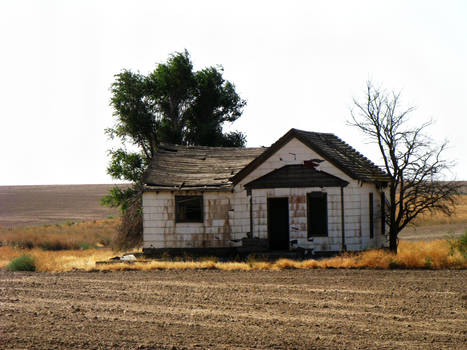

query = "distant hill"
[0,184,128,227]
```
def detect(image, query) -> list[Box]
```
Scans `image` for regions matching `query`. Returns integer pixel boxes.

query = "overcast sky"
[1,0,466,185]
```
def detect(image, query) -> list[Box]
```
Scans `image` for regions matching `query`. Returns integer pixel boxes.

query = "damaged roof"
[143,128,390,191]
[232,128,390,185]
[143,144,266,190]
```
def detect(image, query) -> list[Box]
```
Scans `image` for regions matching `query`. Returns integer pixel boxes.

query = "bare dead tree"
[350,81,460,253]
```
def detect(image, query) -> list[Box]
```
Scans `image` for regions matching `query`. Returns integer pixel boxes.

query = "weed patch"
[7,254,36,271]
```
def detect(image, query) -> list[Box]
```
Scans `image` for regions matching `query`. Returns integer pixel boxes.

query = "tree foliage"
[350,82,460,253]
[103,50,247,248]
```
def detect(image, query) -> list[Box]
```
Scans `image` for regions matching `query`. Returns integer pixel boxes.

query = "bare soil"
[0,185,126,227]
[1,269,466,349]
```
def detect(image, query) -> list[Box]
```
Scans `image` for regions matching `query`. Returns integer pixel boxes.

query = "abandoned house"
[142,128,391,256]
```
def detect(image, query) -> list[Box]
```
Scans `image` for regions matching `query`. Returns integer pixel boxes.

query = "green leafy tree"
[102,50,246,248]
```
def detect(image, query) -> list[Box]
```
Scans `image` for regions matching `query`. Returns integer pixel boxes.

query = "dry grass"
[0,218,118,250]
[2,237,464,272]
[0,246,116,272]
[412,194,467,226]
[1,200,465,272]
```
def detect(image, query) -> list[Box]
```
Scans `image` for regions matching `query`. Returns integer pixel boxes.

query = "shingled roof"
[143,144,266,190]
[143,128,390,191]
[232,128,390,185]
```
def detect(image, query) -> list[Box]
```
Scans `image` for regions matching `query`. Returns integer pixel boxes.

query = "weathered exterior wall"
[235,137,388,251]
[249,187,342,251]
[143,137,388,251]
[247,185,387,252]
[143,190,236,249]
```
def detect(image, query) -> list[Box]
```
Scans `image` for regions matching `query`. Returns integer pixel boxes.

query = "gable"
[236,137,354,189]
[232,128,390,186]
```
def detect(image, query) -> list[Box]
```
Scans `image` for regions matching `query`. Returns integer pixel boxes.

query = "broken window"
[307,192,328,237]
[175,195,203,223]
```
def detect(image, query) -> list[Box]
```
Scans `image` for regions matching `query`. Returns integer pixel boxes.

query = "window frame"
[175,195,204,223]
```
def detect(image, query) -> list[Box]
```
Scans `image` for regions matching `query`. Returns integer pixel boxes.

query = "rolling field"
[0,184,124,227]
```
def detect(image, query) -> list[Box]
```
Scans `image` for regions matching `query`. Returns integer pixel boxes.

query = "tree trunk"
[388,225,398,254]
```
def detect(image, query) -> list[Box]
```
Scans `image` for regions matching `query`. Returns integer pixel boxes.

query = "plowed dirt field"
[0,185,124,227]
[1,269,466,349]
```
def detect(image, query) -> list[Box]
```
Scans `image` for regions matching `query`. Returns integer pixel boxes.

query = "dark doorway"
[267,197,289,250]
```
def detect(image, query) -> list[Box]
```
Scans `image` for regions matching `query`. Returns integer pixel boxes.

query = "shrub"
[79,242,92,250]
[112,197,143,251]
[424,256,433,269]
[6,254,36,271]
[447,231,467,259]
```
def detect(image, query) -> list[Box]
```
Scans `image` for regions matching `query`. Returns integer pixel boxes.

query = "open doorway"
[267,197,289,250]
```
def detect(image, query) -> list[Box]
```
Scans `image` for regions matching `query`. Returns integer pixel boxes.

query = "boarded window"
[175,196,203,223]
[307,192,328,237]
[369,193,374,239]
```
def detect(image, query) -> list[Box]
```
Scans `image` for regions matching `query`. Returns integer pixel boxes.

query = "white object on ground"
[121,254,136,261]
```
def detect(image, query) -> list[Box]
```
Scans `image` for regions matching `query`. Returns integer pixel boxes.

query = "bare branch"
[349,81,460,252]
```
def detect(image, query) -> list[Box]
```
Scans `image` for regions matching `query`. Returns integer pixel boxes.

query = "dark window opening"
[369,193,374,239]
[307,192,328,237]
[175,196,203,223]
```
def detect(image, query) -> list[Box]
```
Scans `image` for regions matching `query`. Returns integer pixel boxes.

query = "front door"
[267,197,289,250]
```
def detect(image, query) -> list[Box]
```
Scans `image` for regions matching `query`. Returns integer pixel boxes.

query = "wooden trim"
[369,193,374,239]
[249,194,253,238]
[340,186,346,251]
[380,192,386,236]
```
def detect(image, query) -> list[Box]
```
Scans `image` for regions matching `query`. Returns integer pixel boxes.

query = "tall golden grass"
[0,218,118,250]
[1,195,465,272]
[1,237,465,272]
[0,246,116,272]
[412,194,467,226]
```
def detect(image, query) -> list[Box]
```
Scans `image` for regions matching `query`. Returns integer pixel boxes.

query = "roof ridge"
[159,143,265,151]
[291,128,335,136]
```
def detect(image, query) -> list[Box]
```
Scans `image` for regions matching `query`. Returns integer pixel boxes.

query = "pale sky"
[1,0,466,185]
